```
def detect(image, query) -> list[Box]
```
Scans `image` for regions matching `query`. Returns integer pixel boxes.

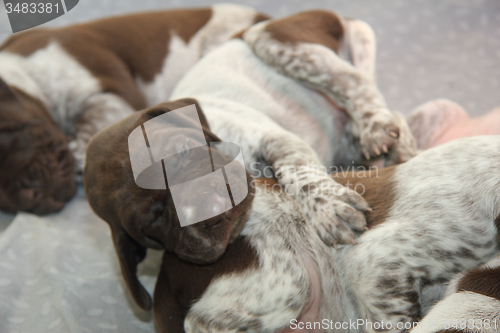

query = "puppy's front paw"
[299,178,370,247]
[360,111,400,161]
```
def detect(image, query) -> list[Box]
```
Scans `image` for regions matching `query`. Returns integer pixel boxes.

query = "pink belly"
[282,252,324,333]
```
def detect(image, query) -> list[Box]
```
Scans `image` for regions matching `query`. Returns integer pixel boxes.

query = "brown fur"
[154,237,258,333]
[0,78,76,214]
[456,266,500,301]
[84,99,255,311]
[253,168,397,229]
[263,10,344,53]
[333,166,397,228]
[232,12,271,39]
[496,215,500,243]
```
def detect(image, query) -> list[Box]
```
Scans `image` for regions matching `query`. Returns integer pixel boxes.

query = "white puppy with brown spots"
[171,10,417,247]
[174,136,500,333]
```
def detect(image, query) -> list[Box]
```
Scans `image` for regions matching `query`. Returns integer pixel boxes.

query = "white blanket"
[0,190,160,333]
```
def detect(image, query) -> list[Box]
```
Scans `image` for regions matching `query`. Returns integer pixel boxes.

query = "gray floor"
[0,0,499,117]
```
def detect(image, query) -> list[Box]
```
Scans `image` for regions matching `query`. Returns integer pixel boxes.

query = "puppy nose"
[21,188,41,204]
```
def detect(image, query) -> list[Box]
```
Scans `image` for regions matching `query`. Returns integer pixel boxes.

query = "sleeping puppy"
[411,257,500,333]
[85,7,417,318]
[0,4,268,214]
[84,99,254,311]
[0,79,76,215]
[155,136,500,333]
[170,10,417,247]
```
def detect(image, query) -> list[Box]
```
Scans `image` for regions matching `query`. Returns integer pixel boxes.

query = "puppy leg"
[208,110,369,246]
[342,18,377,82]
[244,11,415,163]
[407,99,470,150]
[68,93,135,176]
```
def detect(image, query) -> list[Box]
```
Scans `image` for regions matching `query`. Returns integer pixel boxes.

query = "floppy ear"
[112,227,152,311]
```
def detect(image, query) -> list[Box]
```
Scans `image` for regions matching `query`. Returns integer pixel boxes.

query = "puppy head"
[0,78,76,215]
[84,99,254,310]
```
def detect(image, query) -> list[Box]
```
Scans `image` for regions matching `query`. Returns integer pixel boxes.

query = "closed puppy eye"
[174,138,194,159]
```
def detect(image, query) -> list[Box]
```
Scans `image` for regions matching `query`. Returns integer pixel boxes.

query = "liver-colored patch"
[263,10,344,53]
[456,266,500,301]
[333,166,397,228]
[254,167,397,229]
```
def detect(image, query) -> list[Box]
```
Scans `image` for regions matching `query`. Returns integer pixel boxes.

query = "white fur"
[172,39,339,166]
[0,43,102,133]
[342,19,377,82]
[412,292,500,333]
[184,186,350,333]
[243,21,405,162]
[184,136,500,333]
[138,3,260,106]
[0,52,48,105]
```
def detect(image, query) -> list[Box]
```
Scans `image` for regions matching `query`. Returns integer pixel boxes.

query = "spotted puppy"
[171,10,417,247]
[411,257,500,333]
[156,136,500,333]
[0,3,268,214]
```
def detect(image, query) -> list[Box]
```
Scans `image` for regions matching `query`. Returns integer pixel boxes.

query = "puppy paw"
[384,111,419,166]
[298,178,370,247]
[359,111,401,161]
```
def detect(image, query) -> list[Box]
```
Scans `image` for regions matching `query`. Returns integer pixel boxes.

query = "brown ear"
[112,227,152,311]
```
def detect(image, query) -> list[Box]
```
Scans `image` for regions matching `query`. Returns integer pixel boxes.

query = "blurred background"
[0,0,499,117]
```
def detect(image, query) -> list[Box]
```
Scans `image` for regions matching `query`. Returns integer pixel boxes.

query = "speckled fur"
[171,12,419,247]
[243,20,417,164]
[338,137,500,332]
[184,185,350,333]
[182,136,500,333]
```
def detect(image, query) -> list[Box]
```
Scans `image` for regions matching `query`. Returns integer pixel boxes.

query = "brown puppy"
[153,172,392,332]
[84,99,254,311]
[0,79,76,214]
